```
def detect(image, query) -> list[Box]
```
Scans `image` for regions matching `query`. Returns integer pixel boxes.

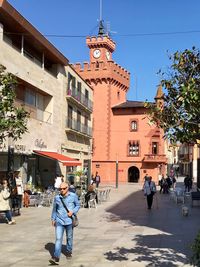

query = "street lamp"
[7,145,15,189]
[116,159,118,188]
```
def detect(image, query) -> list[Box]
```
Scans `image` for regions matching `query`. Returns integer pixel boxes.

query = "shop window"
[128,141,139,156]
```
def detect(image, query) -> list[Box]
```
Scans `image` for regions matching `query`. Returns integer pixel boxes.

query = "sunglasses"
[59,187,68,191]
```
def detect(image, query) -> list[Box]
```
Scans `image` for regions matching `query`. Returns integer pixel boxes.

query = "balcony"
[66,88,93,112]
[143,154,167,163]
[66,118,92,137]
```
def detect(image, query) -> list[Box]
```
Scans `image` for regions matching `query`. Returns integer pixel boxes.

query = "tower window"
[96,61,99,69]
[128,141,139,156]
[130,120,138,131]
[117,91,120,99]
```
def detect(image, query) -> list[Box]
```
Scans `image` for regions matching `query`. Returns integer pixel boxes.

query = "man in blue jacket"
[49,182,80,265]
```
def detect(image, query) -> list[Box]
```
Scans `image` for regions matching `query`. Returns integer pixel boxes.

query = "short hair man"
[49,182,80,265]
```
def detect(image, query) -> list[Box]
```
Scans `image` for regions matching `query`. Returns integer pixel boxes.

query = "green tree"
[0,65,29,143]
[147,47,200,144]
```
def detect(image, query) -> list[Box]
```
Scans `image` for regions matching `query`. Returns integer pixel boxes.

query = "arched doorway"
[128,166,140,183]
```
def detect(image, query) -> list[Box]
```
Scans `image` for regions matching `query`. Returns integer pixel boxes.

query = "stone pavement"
[0,177,200,267]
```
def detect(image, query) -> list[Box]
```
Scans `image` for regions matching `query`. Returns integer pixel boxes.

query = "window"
[68,73,76,92]
[117,91,120,99]
[77,82,81,100]
[68,105,73,128]
[77,110,81,131]
[152,142,158,155]
[128,141,139,156]
[25,88,36,106]
[130,120,137,131]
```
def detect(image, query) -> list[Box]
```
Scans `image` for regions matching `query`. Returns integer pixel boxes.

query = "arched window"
[130,120,137,131]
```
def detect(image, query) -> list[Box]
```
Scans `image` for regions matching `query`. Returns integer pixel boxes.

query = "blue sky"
[8,0,200,101]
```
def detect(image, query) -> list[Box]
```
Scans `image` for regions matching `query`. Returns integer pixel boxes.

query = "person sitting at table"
[84,185,98,208]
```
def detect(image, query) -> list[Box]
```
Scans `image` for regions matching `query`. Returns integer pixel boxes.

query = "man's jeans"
[54,224,73,258]
[2,210,12,222]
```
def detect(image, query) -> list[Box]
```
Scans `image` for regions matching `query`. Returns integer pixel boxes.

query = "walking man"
[49,182,80,265]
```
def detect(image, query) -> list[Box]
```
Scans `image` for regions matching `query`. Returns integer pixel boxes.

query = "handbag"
[59,197,79,227]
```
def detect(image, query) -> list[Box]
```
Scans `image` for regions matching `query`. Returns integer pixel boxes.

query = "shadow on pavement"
[45,242,76,258]
[104,182,198,266]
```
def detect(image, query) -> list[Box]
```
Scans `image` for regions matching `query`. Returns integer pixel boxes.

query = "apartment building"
[0,0,93,188]
[61,65,93,177]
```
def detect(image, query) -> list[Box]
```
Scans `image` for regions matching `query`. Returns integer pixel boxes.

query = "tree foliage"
[191,230,200,266]
[0,65,29,143]
[147,47,200,144]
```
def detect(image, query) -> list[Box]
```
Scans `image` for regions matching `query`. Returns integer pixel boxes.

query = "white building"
[0,0,93,188]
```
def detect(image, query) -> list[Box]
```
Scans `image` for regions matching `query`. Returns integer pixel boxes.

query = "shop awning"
[33,150,81,166]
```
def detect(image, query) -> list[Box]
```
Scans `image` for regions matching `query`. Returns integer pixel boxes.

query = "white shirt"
[15,177,24,195]
[54,177,62,189]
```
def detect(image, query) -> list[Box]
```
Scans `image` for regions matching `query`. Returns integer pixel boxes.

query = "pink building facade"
[73,35,167,184]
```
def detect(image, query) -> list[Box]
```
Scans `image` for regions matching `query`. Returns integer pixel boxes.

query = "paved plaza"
[0,178,200,267]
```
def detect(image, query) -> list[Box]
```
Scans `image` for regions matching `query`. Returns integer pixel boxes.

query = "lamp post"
[116,159,118,188]
[7,145,15,189]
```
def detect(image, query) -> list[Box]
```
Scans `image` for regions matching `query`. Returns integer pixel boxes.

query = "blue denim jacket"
[51,192,80,226]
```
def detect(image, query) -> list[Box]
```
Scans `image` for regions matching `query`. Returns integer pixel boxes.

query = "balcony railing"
[66,118,92,137]
[67,88,93,111]
[143,154,167,163]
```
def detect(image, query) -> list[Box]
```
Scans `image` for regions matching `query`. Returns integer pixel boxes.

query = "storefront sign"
[0,143,26,153]
[15,144,26,152]
[35,139,47,149]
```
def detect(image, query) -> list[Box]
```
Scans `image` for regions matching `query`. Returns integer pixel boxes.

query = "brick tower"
[73,31,130,177]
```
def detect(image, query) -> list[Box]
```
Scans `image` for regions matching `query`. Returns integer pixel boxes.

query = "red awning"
[33,150,81,166]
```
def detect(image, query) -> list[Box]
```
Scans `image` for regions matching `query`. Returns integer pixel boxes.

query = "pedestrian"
[175,166,179,178]
[84,184,98,208]
[69,181,76,193]
[144,174,149,182]
[14,172,24,209]
[95,172,101,188]
[158,175,165,194]
[49,182,80,265]
[184,175,193,192]
[90,174,95,185]
[0,179,16,225]
[166,175,172,192]
[143,176,157,210]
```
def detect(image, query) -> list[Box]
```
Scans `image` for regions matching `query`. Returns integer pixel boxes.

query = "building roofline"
[0,0,69,65]
[112,100,154,109]
[69,63,93,91]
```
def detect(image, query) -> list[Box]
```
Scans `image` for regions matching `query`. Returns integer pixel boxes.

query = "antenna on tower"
[98,0,105,36]
[106,21,117,37]
[100,0,102,21]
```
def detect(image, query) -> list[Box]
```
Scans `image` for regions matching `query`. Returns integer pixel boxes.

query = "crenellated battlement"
[73,60,130,80]
[86,36,116,52]
[73,60,130,91]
